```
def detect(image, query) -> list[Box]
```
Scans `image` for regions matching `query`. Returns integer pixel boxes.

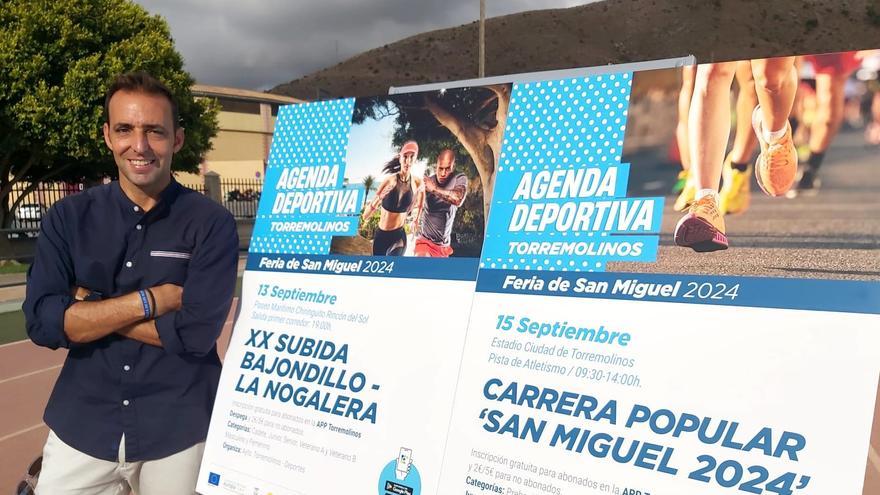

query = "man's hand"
[425,181,466,207]
[150,283,183,317]
[73,287,91,301]
[423,176,437,194]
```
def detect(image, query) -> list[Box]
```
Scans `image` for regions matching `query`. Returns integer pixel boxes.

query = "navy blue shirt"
[24,180,238,462]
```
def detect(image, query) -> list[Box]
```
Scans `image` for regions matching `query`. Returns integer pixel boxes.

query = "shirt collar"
[112,178,182,219]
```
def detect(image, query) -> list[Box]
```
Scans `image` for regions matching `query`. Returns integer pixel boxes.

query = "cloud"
[136,0,588,90]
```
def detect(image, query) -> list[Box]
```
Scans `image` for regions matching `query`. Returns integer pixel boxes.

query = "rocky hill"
[270,0,880,100]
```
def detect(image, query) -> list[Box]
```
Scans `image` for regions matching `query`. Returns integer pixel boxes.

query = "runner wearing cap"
[362,140,424,256]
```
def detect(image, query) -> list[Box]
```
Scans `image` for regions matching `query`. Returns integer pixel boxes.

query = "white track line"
[870,445,880,472]
[0,423,45,443]
[0,339,32,350]
[0,365,62,386]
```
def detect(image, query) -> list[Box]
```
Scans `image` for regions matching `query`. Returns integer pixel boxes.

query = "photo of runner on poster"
[331,85,511,258]
[441,52,880,495]
[617,48,880,280]
[600,49,880,493]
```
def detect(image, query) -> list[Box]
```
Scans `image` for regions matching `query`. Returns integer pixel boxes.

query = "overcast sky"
[135,0,589,91]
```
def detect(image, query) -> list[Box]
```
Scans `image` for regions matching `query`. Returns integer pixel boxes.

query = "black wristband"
[145,288,157,319]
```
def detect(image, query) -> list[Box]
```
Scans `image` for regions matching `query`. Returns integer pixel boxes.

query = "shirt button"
[123,365,131,371]
[125,261,133,268]
[122,400,130,406]
[136,224,143,231]
[133,206,140,212]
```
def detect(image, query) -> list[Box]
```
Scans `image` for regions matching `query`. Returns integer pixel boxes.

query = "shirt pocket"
[150,250,192,260]
[149,250,191,285]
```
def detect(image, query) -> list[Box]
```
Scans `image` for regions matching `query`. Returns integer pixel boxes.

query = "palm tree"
[362,175,375,210]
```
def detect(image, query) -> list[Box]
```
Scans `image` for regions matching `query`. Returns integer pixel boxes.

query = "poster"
[438,51,880,494]
[197,86,506,495]
[200,48,880,494]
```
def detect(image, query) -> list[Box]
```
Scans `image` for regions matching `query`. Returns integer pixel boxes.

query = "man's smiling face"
[102,90,184,197]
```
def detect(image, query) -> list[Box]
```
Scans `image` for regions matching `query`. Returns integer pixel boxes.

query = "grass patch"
[0,310,26,345]
[0,262,29,274]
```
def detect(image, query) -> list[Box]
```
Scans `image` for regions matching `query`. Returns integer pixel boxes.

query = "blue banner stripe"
[247,253,479,281]
[476,269,880,315]
[480,235,659,265]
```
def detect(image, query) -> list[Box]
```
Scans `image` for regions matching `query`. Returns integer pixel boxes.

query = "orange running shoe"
[751,105,798,196]
[674,195,728,252]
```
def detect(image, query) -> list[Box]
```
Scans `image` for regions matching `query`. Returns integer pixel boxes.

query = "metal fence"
[182,182,206,195]
[7,181,85,230]
[220,178,262,218]
[4,177,264,233]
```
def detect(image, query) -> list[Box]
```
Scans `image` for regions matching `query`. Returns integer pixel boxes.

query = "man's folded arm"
[116,319,163,347]
[24,204,81,349]
[66,283,182,345]
[63,292,153,344]
[153,213,238,357]
[24,201,186,347]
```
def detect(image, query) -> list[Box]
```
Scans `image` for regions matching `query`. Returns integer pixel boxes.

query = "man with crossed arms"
[25,72,238,494]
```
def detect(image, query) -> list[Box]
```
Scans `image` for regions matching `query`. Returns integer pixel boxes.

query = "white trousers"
[35,430,204,495]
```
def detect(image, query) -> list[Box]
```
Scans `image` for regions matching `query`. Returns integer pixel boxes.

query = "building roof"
[192,84,304,104]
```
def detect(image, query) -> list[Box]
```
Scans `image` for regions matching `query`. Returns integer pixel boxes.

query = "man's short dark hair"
[103,71,180,127]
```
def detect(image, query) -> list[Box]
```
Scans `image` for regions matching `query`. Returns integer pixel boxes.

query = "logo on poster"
[208,472,221,486]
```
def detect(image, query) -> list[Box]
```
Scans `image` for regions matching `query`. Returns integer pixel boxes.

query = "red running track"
[0,298,239,494]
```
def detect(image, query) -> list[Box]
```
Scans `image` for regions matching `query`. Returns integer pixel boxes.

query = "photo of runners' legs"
[622,49,879,276]
[719,61,759,215]
[790,53,862,196]
[675,57,799,252]
[796,71,847,193]
[787,57,805,139]
[673,65,697,211]
[750,56,799,196]
[673,61,737,252]
[868,90,880,145]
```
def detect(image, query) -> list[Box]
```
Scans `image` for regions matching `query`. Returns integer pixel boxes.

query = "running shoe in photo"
[719,155,752,214]
[673,176,697,211]
[674,195,729,252]
[672,170,689,194]
[786,166,822,198]
[752,105,798,196]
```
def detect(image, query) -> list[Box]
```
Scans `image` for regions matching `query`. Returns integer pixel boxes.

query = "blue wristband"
[138,289,151,320]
